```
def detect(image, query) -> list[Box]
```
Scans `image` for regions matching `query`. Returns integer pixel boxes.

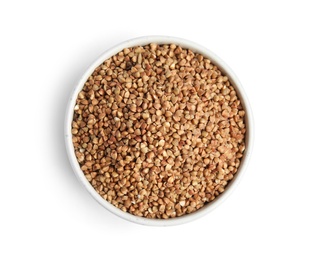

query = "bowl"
[64,36,254,226]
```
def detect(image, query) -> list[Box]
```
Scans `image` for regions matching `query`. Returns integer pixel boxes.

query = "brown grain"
[71,44,246,219]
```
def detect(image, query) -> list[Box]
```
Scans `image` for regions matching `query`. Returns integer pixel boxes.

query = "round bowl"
[65,36,254,226]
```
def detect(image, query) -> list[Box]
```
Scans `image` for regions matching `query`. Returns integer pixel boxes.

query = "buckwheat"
[71,44,246,219]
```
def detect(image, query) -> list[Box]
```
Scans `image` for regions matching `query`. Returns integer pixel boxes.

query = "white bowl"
[64,36,254,226]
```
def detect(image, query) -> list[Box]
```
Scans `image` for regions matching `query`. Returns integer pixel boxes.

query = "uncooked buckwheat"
[72,44,246,219]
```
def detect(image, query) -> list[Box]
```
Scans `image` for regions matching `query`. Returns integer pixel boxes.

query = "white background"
[1,0,310,259]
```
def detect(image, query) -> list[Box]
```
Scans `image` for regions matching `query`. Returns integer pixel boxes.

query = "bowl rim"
[64,35,254,226]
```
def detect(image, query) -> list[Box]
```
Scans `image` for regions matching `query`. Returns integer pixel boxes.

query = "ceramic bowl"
[65,36,254,226]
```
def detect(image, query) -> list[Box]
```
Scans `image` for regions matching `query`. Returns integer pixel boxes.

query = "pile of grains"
[72,44,246,219]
